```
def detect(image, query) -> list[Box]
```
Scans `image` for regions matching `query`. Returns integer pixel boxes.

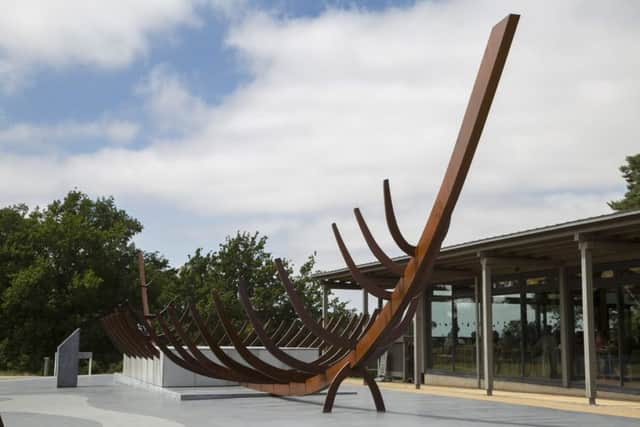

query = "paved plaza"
[1,375,639,427]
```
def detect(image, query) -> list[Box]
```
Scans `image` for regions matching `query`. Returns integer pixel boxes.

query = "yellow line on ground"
[344,378,640,419]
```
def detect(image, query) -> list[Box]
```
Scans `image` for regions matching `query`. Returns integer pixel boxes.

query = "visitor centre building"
[315,209,640,401]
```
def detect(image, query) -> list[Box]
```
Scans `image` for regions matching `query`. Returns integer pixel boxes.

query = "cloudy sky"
[1,1,639,298]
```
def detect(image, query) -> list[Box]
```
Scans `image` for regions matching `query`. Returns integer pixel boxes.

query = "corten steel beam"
[103,15,520,413]
[240,14,519,410]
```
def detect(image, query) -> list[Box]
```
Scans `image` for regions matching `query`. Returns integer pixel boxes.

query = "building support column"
[414,294,425,388]
[558,266,571,388]
[481,257,493,396]
[579,241,597,405]
[474,276,482,389]
[322,285,329,328]
[425,290,432,371]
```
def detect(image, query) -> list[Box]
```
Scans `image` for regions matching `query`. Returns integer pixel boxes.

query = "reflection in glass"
[453,286,476,373]
[525,292,561,379]
[431,284,453,371]
[622,284,640,388]
[493,291,522,378]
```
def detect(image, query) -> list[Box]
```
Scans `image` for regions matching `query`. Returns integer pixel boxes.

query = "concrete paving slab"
[1,375,639,427]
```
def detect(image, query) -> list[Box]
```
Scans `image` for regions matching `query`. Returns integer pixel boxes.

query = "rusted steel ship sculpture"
[102,14,519,412]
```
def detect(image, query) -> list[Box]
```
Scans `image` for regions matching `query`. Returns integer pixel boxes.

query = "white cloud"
[0,118,139,151]
[2,0,640,271]
[0,0,201,92]
[136,65,210,133]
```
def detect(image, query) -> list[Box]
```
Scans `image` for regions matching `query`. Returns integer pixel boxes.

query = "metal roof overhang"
[314,209,640,290]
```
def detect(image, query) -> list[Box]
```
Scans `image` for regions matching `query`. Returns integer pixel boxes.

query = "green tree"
[0,191,171,372]
[157,231,351,325]
[609,153,640,211]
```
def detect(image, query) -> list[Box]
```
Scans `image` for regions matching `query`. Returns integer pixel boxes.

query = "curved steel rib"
[331,223,392,300]
[112,308,155,359]
[212,291,310,383]
[188,304,274,383]
[155,311,224,378]
[249,319,271,346]
[266,320,287,345]
[383,179,416,257]
[277,319,302,347]
[353,208,404,276]
[121,307,158,358]
[237,280,324,374]
[275,258,354,349]
[164,305,244,381]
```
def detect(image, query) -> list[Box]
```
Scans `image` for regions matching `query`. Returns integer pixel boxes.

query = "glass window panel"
[524,292,561,379]
[453,292,476,373]
[431,284,453,371]
[622,284,640,389]
[493,292,522,378]
[572,292,585,381]
[595,289,622,387]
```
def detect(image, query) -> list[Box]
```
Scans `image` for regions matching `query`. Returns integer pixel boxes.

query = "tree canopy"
[609,153,640,211]
[0,191,349,373]
[0,191,145,371]
[157,232,350,325]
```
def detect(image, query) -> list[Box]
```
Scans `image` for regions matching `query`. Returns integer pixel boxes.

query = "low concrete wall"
[122,346,320,388]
